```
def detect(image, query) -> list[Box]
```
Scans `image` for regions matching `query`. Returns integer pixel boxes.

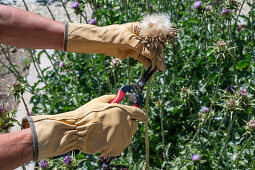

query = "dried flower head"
[137,13,180,47]
[140,14,173,40]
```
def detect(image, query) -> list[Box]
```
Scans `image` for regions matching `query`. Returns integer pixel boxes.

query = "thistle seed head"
[138,13,180,46]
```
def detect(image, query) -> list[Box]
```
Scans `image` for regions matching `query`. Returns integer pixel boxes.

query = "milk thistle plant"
[1,0,255,169]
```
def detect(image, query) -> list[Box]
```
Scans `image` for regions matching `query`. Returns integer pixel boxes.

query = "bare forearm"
[0,128,33,170]
[0,5,64,50]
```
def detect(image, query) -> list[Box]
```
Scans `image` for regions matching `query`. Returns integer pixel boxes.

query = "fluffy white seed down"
[140,13,173,38]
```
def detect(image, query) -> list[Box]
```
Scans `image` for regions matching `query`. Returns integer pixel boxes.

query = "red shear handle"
[133,103,141,108]
[110,89,125,104]
[110,89,141,108]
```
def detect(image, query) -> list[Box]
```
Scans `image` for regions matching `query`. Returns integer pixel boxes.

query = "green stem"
[144,57,156,170]
[146,0,151,14]
[180,54,223,168]
[217,112,236,166]
[60,0,72,22]
[102,56,113,93]
[73,53,79,106]
[22,0,29,11]
[43,0,56,20]
[231,135,253,167]
[30,50,52,93]
[160,72,166,157]
[93,0,98,25]
[22,165,26,170]
[0,45,23,80]
[21,95,29,116]
[43,50,63,84]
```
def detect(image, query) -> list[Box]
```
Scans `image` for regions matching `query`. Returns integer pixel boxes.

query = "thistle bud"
[227,99,235,107]
[248,120,255,131]
[239,88,247,97]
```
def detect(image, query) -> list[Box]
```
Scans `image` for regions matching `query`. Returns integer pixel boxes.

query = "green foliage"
[1,0,255,169]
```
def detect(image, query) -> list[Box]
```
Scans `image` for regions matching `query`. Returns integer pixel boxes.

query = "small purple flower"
[191,154,200,162]
[239,88,247,96]
[89,18,96,25]
[101,162,109,169]
[248,120,255,131]
[149,3,153,8]
[226,85,235,93]
[71,1,79,9]
[221,8,231,15]
[97,2,102,8]
[59,60,64,67]
[63,155,72,164]
[205,5,212,11]
[194,1,202,9]
[111,58,121,67]
[203,107,209,113]
[228,99,235,107]
[38,159,48,168]
[0,105,3,114]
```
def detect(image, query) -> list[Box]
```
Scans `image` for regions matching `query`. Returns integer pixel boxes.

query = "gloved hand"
[22,95,147,161]
[64,22,165,71]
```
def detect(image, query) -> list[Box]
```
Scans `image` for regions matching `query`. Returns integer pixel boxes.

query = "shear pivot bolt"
[138,82,144,87]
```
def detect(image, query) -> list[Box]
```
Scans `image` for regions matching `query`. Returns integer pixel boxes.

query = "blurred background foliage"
[1,0,255,169]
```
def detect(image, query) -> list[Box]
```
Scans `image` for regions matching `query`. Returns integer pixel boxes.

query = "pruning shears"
[110,66,157,108]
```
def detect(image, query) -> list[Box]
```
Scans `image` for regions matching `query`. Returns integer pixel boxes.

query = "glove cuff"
[63,22,69,51]
[22,116,39,161]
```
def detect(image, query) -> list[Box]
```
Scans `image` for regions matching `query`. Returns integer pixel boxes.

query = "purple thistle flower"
[194,1,202,9]
[221,8,231,15]
[191,154,200,162]
[71,1,79,9]
[203,107,209,113]
[59,60,64,67]
[89,18,97,25]
[111,58,121,67]
[101,162,109,169]
[226,85,235,93]
[97,2,102,8]
[248,120,255,130]
[149,3,153,8]
[0,105,3,115]
[228,99,235,107]
[205,5,212,11]
[239,88,247,96]
[38,159,48,168]
[63,155,72,164]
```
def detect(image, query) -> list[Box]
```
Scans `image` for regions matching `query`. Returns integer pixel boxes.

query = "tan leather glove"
[64,22,165,71]
[21,95,147,161]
